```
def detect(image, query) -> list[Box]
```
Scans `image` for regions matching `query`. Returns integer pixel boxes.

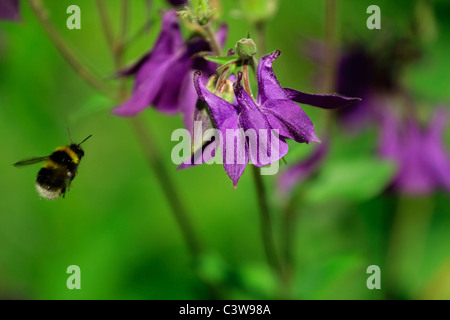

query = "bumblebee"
[14,134,92,200]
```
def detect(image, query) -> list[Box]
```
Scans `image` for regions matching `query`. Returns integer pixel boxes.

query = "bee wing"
[13,156,49,167]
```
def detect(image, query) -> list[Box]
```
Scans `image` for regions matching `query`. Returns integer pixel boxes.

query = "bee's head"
[70,144,85,159]
[68,134,92,160]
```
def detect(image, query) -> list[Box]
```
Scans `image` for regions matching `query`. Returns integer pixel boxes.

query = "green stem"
[130,117,202,257]
[203,23,222,56]
[242,63,254,99]
[96,0,115,57]
[280,191,301,298]
[29,0,114,98]
[324,0,338,93]
[255,21,266,60]
[386,195,435,298]
[252,166,282,276]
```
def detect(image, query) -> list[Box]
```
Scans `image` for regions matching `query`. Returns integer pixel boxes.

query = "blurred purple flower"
[189,50,359,187]
[306,41,418,132]
[277,141,328,194]
[0,0,20,21]
[112,10,227,133]
[379,108,450,195]
[334,47,380,131]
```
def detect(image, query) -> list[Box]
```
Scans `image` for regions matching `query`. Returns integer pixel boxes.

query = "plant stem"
[130,117,202,257]
[96,0,115,56]
[280,191,301,298]
[251,166,282,276]
[242,63,254,99]
[203,23,222,56]
[29,0,114,98]
[386,195,434,298]
[255,21,266,60]
[324,0,338,93]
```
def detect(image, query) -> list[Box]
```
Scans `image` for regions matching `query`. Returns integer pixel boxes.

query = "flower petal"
[261,99,320,144]
[425,109,450,191]
[177,138,219,169]
[0,0,20,22]
[193,71,238,128]
[119,10,182,82]
[179,71,201,135]
[153,51,192,114]
[283,88,362,109]
[234,75,289,166]
[112,53,179,116]
[221,117,249,188]
[257,50,287,105]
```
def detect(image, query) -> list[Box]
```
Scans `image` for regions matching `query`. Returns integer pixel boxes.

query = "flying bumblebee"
[14,134,92,200]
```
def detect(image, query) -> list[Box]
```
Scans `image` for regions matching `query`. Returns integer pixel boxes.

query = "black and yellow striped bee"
[14,134,92,200]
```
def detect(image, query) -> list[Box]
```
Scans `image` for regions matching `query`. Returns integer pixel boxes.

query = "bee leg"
[67,177,74,192]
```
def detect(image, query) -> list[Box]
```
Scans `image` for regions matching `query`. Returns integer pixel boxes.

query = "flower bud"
[189,0,216,25]
[235,38,257,60]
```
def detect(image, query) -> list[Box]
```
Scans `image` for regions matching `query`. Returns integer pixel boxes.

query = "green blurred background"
[0,0,449,299]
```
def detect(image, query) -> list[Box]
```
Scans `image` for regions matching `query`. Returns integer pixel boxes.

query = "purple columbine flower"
[189,50,360,187]
[379,108,450,195]
[0,0,20,21]
[112,10,227,133]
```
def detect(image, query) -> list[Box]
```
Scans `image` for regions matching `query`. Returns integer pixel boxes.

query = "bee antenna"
[78,134,93,146]
[67,128,74,144]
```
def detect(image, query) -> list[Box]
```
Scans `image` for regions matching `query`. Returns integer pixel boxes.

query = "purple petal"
[216,24,228,48]
[283,88,361,109]
[119,10,182,81]
[378,107,400,159]
[177,138,219,169]
[425,109,450,191]
[257,50,287,105]
[234,77,289,166]
[221,117,249,188]
[0,0,20,22]
[179,71,200,135]
[193,71,238,128]
[261,99,321,144]
[393,119,434,194]
[153,51,192,114]
[112,53,180,116]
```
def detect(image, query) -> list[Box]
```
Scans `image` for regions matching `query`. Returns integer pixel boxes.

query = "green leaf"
[69,94,113,123]
[304,157,397,204]
[204,55,238,65]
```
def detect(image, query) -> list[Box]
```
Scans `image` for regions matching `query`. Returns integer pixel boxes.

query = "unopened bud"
[235,38,257,60]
